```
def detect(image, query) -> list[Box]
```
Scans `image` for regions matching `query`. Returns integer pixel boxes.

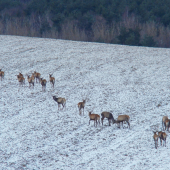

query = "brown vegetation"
[0,15,170,47]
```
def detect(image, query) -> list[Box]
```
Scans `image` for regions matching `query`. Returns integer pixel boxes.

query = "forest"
[0,0,170,47]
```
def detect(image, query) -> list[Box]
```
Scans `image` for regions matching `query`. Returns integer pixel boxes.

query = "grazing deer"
[101,112,116,126]
[158,131,167,147]
[78,99,86,115]
[53,96,66,110]
[89,112,100,127]
[33,71,41,83]
[162,116,168,130]
[27,75,34,88]
[0,69,4,80]
[116,115,130,129]
[49,74,55,88]
[153,131,159,149]
[40,78,47,91]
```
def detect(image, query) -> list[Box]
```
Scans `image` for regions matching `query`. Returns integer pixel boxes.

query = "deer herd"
[14,71,54,91]
[0,69,169,149]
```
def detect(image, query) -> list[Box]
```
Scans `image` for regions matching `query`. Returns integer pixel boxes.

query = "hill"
[0,35,170,169]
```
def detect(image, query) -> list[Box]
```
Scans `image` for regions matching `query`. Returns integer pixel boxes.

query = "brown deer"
[162,116,168,130]
[153,131,159,149]
[89,112,100,127]
[53,96,66,110]
[49,74,55,88]
[78,99,86,115]
[16,73,25,86]
[164,119,170,131]
[101,112,116,126]
[0,69,4,80]
[116,115,130,129]
[40,78,47,91]
[33,71,41,83]
[158,131,167,147]
[27,75,34,88]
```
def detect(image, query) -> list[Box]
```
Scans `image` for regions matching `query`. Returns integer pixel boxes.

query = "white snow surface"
[0,35,170,170]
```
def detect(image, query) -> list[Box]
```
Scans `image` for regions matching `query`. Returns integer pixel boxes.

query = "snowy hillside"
[0,35,170,169]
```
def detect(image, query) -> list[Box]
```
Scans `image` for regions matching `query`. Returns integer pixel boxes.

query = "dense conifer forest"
[0,0,170,47]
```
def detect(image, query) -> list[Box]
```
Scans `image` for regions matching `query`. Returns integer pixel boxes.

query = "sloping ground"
[0,35,170,169]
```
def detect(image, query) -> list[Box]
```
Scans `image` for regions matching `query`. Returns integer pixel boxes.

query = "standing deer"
[49,74,55,88]
[164,119,170,131]
[40,78,47,91]
[153,131,159,149]
[53,96,66,110]
[33,71,41,83]
[27,75,34,88]
[78,99,86,115]
[16,73,25,86]
[162,116,168,130]
[158,131,167,147]
[89,112,100,127]
[0,69,4,80]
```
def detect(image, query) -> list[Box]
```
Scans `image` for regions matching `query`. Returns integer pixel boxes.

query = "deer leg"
[127,121,130,129]
[101,118,103,126]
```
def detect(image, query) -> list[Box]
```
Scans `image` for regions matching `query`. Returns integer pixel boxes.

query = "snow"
[0,35,170,169]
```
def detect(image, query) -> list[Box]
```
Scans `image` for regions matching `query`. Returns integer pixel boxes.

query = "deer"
[158,131,167,147]
[33,71,41,83]
[40,78,47,91]
[0,69,4,80]
[49,74,55,88]
[27,75,34,88]
[16,73,23,80]
[89,112,100,127]
[78,99,86,115]
[162,116,168,130]
[153,131,159,149]
[16,73,25,86]
[116,115,130,129]
[164,119,170,131]
[101,112,116,126]
[53,96,66,110]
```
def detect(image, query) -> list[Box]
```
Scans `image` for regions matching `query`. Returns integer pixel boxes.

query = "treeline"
[0,0,170,47]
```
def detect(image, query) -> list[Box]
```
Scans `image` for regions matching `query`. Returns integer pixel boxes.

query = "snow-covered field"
[0,35,170,169]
